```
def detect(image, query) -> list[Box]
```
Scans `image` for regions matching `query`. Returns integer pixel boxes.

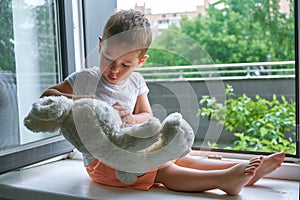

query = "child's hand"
[112,102,135,125]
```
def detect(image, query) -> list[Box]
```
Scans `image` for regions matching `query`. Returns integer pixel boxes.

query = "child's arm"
[41,80,73,98]
[41,80,96,100]
[133,92,152,123]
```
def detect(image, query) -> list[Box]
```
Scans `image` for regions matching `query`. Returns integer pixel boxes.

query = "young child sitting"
[41,9,285,196]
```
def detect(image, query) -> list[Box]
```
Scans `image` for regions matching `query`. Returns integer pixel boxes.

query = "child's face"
[99,39,148,85]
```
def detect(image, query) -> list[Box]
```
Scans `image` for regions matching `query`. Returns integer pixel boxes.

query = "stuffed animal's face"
[24,96,73,133]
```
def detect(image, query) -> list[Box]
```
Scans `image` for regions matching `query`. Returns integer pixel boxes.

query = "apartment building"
[134,0,290,37]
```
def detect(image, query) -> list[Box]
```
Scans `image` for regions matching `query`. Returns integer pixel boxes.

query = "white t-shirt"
[65,66,149,166]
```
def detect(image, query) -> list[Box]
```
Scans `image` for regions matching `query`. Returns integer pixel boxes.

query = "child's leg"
[176,151,285,186]
[155,157,261,196]
[175,154,237,170]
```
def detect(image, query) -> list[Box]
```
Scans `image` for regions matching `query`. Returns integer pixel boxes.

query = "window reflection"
[0,0,60,150]
[0,71,19,149]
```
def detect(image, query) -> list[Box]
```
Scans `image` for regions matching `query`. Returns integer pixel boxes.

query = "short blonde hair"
[102,9,152,58]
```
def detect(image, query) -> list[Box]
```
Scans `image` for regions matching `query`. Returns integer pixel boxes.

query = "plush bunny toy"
[24,96,195,184]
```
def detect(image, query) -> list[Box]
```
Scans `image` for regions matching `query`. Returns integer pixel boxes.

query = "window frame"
[0,0,75,175]
[0,0,299,177]
[296,0,300,159]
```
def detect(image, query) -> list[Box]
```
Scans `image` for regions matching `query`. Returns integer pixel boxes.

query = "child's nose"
[110,63,120,73]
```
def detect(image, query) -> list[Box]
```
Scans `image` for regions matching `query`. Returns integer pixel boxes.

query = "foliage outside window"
[138,0,296,156]
[198,85,296,154]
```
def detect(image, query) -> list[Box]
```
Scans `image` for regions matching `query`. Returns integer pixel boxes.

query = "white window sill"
[0,152,299,200]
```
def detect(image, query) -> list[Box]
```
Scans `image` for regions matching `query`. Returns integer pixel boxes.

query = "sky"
[117,0,206,14]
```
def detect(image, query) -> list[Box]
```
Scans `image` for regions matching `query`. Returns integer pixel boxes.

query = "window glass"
[117,0,297,156]
[0,0,60,151]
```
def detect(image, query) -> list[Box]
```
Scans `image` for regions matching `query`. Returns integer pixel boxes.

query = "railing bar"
[180,69,295,75]
[136,61,295,71]
[144,75,295,82]
[140,69,295,77]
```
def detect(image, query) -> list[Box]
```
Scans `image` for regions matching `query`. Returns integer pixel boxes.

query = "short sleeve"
[135,72,149,96]
[65,67,101,96]
[65,71,77,88]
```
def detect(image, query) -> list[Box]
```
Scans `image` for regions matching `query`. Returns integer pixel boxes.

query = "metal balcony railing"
[135,61,295,82]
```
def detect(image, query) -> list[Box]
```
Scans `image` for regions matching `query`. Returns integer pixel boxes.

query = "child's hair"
[102,9,152,58]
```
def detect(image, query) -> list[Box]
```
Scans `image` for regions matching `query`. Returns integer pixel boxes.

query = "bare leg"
[155,157,261,196]
[176,151,285,186]
[175,154,237,170]
[246,152,285,186]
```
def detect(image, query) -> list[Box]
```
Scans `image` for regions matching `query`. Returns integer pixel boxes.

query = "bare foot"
[220,157,262,196]
[246,152,285,186]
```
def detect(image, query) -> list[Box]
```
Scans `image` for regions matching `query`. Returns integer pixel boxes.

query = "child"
[41,9,285,196]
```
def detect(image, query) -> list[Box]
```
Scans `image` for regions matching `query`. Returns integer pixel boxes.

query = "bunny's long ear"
[24,96,73,133]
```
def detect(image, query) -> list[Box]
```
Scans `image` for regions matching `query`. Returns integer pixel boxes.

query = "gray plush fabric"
[24,96,195,184]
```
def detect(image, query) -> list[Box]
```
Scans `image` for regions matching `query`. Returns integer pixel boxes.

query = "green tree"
[146,0,294,67]
[146,25,191,67]
[0,1,15,72]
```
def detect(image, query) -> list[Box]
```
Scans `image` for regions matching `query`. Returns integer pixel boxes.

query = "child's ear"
[138,55,149,67]
[98,37,103,53]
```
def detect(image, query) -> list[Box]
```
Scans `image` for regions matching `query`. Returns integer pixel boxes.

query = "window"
[0,0,117,175]
[117,0,299,159]
[0,0,75,174]
[0,0,297,177]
